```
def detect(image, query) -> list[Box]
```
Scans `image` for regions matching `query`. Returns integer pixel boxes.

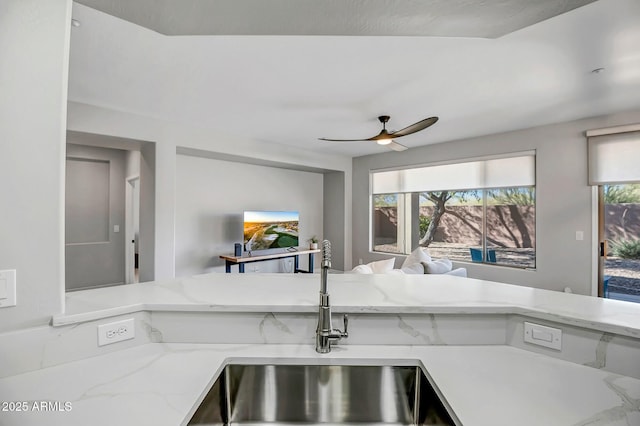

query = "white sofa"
[350,248,467,277]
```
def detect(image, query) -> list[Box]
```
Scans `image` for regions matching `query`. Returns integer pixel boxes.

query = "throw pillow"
[421,258,453,274]
[401,247,432,269]
[351,264,373,274]
[367,257,396,273]
[401,262,425,274]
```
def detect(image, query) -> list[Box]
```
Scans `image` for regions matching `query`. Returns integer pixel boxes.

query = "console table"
[220,248,320,273]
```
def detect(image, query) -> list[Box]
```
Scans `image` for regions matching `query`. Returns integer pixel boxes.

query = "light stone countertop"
[55,273,640,338]
[0,343,638,426]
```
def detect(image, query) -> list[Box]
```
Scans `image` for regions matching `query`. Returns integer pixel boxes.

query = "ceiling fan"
[319,115,438,151]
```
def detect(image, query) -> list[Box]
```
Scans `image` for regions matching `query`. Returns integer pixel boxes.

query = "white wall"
[352,109,640,295]
[175,154,324,275]
[0,0,71,333]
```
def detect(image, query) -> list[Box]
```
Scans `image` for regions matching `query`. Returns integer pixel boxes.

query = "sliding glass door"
[598,184,640,302]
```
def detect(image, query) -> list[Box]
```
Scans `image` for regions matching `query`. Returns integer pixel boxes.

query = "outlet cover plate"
[524,321,562,350]
[98,318,135,346]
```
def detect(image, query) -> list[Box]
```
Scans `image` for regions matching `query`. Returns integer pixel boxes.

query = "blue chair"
[603,275,611,297]
[470,248,496,263]
[470,248,483,262]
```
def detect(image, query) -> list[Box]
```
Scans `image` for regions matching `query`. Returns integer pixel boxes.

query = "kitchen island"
[1,273,639,425]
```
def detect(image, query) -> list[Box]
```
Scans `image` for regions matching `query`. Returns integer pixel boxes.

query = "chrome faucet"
[315,240,348,353]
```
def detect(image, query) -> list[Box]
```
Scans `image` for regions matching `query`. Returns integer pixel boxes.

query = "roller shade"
[588,130,640,185]
[372,154,535,195]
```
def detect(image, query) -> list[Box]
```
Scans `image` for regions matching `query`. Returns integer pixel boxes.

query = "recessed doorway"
[126,175,140,284]
[65,131,155,291]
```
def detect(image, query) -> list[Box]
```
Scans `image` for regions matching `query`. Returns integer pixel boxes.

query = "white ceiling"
[68,0,640,157]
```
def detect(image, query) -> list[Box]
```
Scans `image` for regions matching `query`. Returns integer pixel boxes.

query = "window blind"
[588,130,640,185]
[372,154,535,195]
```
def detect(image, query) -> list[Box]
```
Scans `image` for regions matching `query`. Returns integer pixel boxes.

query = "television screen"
[243,211,299,251]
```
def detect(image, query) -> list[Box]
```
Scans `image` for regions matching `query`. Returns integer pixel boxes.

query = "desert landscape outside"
[373,184,640,302]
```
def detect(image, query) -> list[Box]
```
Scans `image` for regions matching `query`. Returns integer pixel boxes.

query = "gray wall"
[139,142,156,282]
[174,154,324,276]
[65,144,126,289]
[126,150,141,179]
[324,172,346,271]
[64,131,156,284]
[352,109,640,295]
[0,0,70,333]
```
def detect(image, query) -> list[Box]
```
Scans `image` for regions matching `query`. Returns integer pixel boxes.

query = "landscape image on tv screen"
[243,211,299,251]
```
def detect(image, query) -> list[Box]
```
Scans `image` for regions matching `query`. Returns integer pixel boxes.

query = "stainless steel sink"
[188,364,458,425]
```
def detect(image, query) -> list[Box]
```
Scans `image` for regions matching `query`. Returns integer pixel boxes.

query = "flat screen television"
[243,210,299,251]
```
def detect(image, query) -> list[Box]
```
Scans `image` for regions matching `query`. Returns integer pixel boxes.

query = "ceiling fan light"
[377,138,392,145]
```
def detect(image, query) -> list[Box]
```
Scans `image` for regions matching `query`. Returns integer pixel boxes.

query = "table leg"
[309,253,314,273]
[294,255,299,273]
[225,261,231,273]
[239,263,245,273]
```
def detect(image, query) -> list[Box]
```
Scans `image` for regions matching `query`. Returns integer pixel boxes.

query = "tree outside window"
[373,187,536,268]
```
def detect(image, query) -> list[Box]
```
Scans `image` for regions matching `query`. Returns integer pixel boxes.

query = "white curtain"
[588,130,640,185]
[371,153,535,194]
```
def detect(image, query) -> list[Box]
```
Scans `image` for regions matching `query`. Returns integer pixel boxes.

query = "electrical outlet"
[524,322,561,350]
[98,318,135,346]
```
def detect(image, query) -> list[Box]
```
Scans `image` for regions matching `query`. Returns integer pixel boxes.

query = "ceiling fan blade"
[388,141,408,151]
[390,116,438,138]
[318,137,369,142]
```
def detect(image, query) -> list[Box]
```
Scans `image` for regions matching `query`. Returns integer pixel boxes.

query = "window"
[371,153,536,268]
[486,188,535,268]
[372,193,411,254]
[373,193,401,253]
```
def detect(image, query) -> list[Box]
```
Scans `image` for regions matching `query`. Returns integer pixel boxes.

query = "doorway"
[65,146,126,290]
[65,131,156,291]
[598,183,640,302]
[126,176,140,284]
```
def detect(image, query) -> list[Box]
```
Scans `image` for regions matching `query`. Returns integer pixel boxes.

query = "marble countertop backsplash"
[55,273,640,338]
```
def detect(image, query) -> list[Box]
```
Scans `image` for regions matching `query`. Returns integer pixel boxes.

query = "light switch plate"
[0,270,17,308]
[524,321,562,350]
